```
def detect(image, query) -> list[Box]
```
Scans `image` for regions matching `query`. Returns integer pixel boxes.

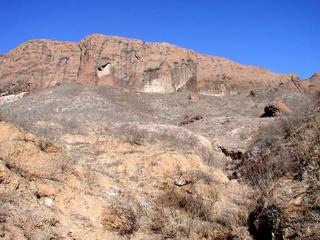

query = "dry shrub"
[102,207,139,235]
[99,169,253,239]
[123,129,144,145]
[101,194,141,235]
[158,184,218,222]
[241,105,320,190]
[148,206,191,239]
[148,206,235,239]
[156,170,219,222]
[146,170,252,239]
[38,139,53,152]
[241,104,320,239]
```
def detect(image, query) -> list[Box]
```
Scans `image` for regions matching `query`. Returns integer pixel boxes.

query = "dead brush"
[101,194,141,235]
[148,204,205,239]
[148,204,238,239]
[99,171,252,239]
[168,188,216,221]
[145,170,225,238]
[148,206,182,239]
[156,171,219,222]
[38,139,52,152]
[241,105,320,191]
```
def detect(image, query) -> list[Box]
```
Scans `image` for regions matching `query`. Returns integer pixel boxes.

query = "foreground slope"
[0,121,253,239]
[242,104,320,239]
[0,82,317,239]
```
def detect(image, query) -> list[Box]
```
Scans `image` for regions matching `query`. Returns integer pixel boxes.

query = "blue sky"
[1,0,319,78]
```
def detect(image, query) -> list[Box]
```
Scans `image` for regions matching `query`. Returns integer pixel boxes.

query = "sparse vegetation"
[102,194,141,235]
[241,103,320,190]
[0,81,318,239]
[157,180,218,222]
[239,103,320,239]
[99,169,253,239]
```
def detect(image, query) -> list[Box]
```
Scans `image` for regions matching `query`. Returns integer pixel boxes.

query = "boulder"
[261,102,291,117]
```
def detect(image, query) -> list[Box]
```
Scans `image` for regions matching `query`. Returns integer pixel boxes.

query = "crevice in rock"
[219,146,244,180]
[248,205,284,240]
[97,62,110,72]
[218,146,243,160]
[134,54,141,60]
[76,43,83,79]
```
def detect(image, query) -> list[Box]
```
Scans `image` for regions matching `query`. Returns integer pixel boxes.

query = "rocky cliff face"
[0,34,301,95]
[0,40,80,93]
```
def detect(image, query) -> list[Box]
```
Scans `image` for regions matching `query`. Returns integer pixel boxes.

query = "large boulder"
[261,102,291,117]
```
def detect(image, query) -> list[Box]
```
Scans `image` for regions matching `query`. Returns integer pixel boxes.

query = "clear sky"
[1,0,319,78]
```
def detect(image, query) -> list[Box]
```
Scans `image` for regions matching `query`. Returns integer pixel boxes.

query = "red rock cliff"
[0,34,300,95]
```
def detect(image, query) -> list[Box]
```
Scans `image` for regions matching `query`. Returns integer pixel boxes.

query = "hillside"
[0,81,318,239]
[0,34,319,240]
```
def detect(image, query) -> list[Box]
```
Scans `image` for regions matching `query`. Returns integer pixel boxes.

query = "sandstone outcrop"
[299,72,320,96]
[0,40,80,93]
[0,34,301,95]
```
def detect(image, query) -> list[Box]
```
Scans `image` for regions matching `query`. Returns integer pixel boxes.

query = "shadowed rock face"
[0,34,301,95]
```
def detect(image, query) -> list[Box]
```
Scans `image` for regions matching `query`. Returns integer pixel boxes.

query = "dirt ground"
[0,83,313,239]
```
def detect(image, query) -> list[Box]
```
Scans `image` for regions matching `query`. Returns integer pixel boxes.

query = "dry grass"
[101,194,141,236]
[240,104,320,190]
[149,179,251,239]
[240,103,320,239]
[157,182,219,222]
[100,169,253,239]
[114,123,223,167]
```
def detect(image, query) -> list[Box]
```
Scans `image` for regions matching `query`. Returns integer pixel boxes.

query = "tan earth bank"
[0,121,253,239]
[0,81,317,239]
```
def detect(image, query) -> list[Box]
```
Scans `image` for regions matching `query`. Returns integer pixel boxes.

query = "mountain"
[0,34,301,96]
[0,34,319,239]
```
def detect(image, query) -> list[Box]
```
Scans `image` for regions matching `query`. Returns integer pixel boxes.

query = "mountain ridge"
[0,34,313,96]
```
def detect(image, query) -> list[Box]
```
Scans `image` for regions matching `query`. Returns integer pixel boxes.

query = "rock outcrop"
[0,34,301,95]
[300,72,320,96]
[0,40,80,93]
[0,92,28,106]
[261,102,291,117]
